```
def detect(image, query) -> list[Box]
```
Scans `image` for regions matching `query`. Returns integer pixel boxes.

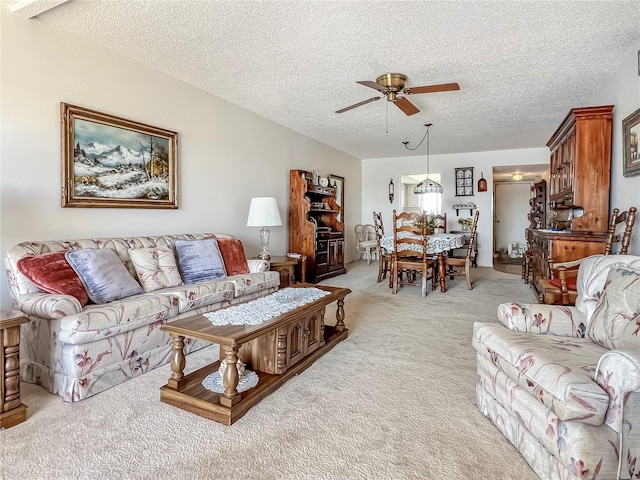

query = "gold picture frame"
[61,103,178,208]
[623,107,640,177]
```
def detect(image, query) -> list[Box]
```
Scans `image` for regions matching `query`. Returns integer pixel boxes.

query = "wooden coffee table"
[160,284,350,425]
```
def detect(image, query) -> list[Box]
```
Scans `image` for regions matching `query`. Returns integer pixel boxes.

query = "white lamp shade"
[247,197,283,227]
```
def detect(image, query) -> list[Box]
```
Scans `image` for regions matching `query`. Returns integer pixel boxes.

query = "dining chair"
[539,206,637,305]
[355,224,377,264]
[432,213,447,233]
[444,210,479,289]
[373,211,391,282]
[391,210,437,297]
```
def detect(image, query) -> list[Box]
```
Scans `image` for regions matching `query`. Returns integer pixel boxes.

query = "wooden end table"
[160,284,350,425]
[262,255,307,288]
[1,311,28,428]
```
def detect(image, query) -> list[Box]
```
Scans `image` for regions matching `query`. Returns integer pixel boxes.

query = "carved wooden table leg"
[438,252,447,293]
[336,298,346,332]
[219,345,241,407]
[167,334,186,389]
[1,313,29,428]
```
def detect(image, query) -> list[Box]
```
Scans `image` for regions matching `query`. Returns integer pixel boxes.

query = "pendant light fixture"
[404,123,443,194]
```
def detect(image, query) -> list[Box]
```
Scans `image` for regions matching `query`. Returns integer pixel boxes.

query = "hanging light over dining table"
[405,123,443,194]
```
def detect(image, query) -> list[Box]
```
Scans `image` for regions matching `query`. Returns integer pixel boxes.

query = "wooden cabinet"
[547,105,613,232]
[289,170,346,282]
[286,311,323,369]
[530,106,613,302]
[238,307,325,375]
[531,230,607,300]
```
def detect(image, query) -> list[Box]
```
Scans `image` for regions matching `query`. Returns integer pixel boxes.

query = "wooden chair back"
[464,210,480,260]
[373,211,385,236]
[432,213,447,233]
[391,210,435,296]
[604,207,637,255]
[392,211,427,260]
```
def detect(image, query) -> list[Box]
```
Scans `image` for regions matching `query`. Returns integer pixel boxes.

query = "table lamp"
[246,197,282,260]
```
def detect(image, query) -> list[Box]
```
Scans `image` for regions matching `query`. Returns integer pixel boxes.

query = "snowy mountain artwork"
[62,104,178,209]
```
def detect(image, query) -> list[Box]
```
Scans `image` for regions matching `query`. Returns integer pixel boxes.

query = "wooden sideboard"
[531,230,607,301]
[530,105,613,302]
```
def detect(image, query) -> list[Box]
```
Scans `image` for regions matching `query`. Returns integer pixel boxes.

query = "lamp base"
[258,226,271,261]
[257,251,271,260]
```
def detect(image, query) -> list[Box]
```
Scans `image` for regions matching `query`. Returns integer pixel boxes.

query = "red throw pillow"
[214,237,250,275]
[17,251,89,306]
[549,276,577,291]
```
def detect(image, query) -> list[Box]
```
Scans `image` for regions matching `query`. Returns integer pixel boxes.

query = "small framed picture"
[623,107,640,177]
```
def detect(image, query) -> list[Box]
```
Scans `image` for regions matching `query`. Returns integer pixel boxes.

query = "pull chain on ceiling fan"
[336,73,460,116]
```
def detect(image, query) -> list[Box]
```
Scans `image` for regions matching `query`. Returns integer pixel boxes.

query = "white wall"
[494,182,531,254]
[0,10,362,309]
[362,147,549,267]
[590,44,640,255]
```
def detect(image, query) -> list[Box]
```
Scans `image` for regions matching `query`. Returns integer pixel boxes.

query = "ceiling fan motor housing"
[376,73,407,92]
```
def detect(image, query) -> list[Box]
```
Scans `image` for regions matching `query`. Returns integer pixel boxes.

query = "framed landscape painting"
[61,103,178,208]
[623,107,640,177]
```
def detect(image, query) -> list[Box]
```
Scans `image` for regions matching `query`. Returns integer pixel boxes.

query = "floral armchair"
[473,254,640,480]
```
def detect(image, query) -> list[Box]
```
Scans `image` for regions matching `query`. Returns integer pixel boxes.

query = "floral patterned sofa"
[4,233,280,402]
[473,254,640,480]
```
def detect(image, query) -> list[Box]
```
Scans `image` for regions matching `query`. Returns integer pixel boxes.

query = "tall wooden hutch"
[289,170,346,283]
[531,106,613,301]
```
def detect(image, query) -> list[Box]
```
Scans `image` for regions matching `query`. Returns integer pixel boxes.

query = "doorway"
[493,182,530,274]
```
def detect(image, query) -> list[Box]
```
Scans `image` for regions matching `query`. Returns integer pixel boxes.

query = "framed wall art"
[329,174,344,222]
[623,107,640,177]
[454,167,474,196]
[61,103,178,208]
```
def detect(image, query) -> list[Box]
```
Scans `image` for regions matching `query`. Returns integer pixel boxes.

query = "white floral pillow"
[587,265,640,350]
[128,247,183,292]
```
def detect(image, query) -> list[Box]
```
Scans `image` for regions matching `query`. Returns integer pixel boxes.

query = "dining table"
[380,232,465,293]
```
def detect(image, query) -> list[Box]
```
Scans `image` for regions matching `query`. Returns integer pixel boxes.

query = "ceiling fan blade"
[335,97,381,113]
[404,82,460,95]
[394,97,420,116]
[356,80,389,93]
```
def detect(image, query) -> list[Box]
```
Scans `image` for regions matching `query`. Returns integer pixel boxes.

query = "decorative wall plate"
[319,177,329,187]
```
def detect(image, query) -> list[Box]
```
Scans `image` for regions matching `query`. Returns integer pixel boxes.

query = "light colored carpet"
[1,262,540,480]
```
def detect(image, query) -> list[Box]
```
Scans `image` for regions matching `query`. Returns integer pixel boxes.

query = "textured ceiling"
[18,0,640,160]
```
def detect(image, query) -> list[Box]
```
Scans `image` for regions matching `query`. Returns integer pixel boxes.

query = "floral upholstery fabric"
[587,265,640,351]
[4,233,280,402]
[575,255,640,325]
[477,355,619,479]
[57,293,177,344]
[497,303,587,338]
[474,323,609,425]
[128,246,184,292]
[155,280,235,313]
[475,254,640,480]
[228,272,280,298]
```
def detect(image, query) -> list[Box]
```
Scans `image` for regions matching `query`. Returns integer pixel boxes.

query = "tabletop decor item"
[458,217,473,230]
[61,103,178,209]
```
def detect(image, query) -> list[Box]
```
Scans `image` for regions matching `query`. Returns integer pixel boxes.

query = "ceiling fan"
[335,73,459,116]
